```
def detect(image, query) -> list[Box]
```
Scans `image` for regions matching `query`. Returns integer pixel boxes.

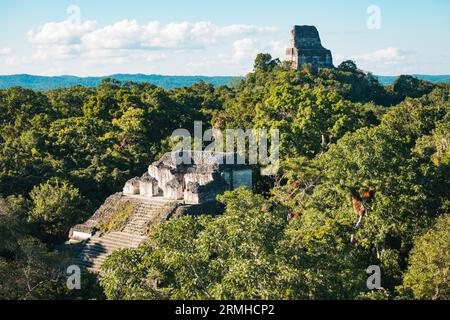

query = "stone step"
[123,226,147,230]
[79,236,145,254]
[79,255,108,265]
[78,261,104,272]
[123,229,146,234]
[86,239,143,248]
[86,264,105,272]
[128,217,158,222]
[84,241,142,249]
[125,225,148,233]
[93,233,145,240]
[125,197,172,205]
[86,235,144,244]
[124,222,152,227]
[132,212,161,217]
[128,213,159,219]
[82,244,141,253]
[130,212,159,217]
[125,224,152,229]
[79,256,108,265]
[123,224,148,228]
[81,253,107,261]
[97,234,146,242]
[120,228,147,235]
[132,211,160,215]
[82,241,139,252]
[97,232,147,240]
[123,227,149,231]
[122,229,146,234]
[126,221,152,225]
[125,217,160,225]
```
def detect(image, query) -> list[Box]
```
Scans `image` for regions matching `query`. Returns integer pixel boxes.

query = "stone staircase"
[77,232,147,272]
[73,196,178,273]
[123,197,175,235]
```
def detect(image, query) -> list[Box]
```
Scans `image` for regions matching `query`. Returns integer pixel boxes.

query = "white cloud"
[335,47,413,66]
[10,19,279,68]
[333,47,417,74]
[269,40,286,60]
[82,20,278,51]
[356,47,411,64]
[28,20,97,45]
[186,37,285,71]
[4,16,283,76]
[231,38,260,63]
[82,20,144,50]
[229,38,285,64]
[83,49,167,65]
[215,25,278,37]
[6,45,82,66]
[0,47,13,55]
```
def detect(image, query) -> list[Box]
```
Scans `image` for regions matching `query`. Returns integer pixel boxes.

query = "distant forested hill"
[0,74,240,90]
[0,74,449,90]
[376,75,450,85]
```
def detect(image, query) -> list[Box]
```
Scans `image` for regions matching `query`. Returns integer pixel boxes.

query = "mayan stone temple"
[69,151,252,272]
[124,151,253,204]
[285,25,334,70]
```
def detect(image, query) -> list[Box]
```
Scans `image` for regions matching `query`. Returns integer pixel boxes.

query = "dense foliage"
[1,56,448,300]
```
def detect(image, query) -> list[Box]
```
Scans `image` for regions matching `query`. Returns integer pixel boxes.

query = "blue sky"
[0,0,449,76]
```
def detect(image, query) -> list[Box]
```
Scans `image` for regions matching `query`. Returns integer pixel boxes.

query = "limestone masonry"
[68,151,253,272]
[124,151,252,204]
[285,25,334,70]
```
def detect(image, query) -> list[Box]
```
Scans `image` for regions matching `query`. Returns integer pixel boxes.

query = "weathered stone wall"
[140,181,156,197]
[184,190,199,204]
[184,171,215,186]
[148,165,173,190]
[123,178,140,195]
[290,25,322,49]
[286,25,334,70]
[148,164,183,199]
[139,173,160,197]
[165,179,184,200]
[125,152,253,204]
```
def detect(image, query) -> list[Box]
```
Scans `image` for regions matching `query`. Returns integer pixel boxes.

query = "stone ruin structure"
[68,151,253,272]
[123,151,253,204]
[285,25,334,70]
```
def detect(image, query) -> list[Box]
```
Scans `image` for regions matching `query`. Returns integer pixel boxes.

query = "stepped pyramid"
[68,151,252,273]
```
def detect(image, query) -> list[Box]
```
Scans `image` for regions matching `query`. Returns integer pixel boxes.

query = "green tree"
[28,179,87,242]
[338,60,358,72]
[401,214,449,300]
[0,237,66,300]
[392,75,434,100]
[254,53,279,72]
